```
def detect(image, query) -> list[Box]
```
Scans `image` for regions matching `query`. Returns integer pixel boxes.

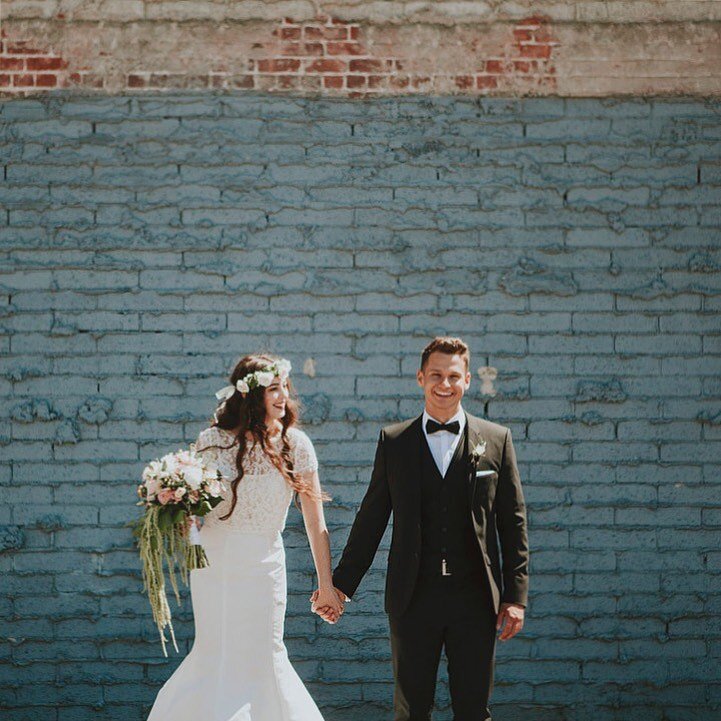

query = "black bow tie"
[426,419,460,435]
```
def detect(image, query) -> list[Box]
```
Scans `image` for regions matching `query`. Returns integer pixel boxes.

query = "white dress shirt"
[421,406,466,477]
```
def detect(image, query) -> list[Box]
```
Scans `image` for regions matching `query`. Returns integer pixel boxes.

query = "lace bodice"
[192,425,318,533]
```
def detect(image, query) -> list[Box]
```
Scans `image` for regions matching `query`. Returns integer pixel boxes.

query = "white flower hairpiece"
[214,358,292,403]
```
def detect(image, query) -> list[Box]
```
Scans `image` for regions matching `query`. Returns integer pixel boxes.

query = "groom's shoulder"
[466,411,509,440]
[380,415,419,441]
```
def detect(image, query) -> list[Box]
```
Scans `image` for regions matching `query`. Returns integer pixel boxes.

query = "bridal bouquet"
[131,446,226,656]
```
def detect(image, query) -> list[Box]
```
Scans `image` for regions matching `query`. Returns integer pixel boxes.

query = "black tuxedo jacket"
[333,410,529,617]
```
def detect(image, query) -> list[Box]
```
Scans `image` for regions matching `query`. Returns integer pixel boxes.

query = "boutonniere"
[470,439,486,465]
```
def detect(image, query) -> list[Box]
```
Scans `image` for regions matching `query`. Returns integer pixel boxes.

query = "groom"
[321,336,529,721]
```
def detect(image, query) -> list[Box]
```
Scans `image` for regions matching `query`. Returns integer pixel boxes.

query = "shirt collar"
[422,405,466,434]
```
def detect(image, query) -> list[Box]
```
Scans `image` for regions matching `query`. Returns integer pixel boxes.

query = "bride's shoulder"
[195,425,235,450]
[285,425,313,448]
[285,426,318,471]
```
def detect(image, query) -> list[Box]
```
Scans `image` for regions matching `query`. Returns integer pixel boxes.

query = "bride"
[147,353,344,721]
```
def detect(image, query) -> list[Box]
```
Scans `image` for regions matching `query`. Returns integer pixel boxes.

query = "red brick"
[476,75,498,89]
[325,26,348,39]
[256,58,301,72]
[13,74,34,86]
[6,41,43,54]
[485,59,504,73]
[326,42,364,56]
[127,73,146,87]
[279,27,301,40]
[26,56,65,70]
[305,58,346,73]
[0,57,24,71]
[232,74,254,89]
[349,58,385,72]
[519,43,552,59]
[323,75,344,89]
[305,26,347,40]
[346,74,366,88]
[0,74,10,86]
[280,41,323,56]
[454,75,474,89]
[513,29,533,41]
[35,73,58,87]
[513,60,531,72]
[533,27,554,43]
[303,27,324,40]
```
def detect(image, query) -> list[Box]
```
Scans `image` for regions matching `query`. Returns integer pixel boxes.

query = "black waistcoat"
[418,422,485,584]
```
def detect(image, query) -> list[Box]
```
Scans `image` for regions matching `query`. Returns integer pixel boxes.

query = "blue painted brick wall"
[1,93,720,721]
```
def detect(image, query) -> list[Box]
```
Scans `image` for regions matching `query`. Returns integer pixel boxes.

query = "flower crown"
[215,358,292,403]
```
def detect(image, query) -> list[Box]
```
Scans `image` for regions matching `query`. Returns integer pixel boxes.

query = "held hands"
[496,602,525,641]
[310,586,346,624]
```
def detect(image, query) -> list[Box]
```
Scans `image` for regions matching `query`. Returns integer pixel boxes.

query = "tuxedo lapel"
[437,417,467,480]
[465,411,484,506]
[401,414,424,517]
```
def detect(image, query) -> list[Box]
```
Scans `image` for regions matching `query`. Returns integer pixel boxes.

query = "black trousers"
[388,575,497,721]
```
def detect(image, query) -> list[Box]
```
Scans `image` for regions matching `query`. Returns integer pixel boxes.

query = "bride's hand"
[185,516,201,534]
[310,586,344,624]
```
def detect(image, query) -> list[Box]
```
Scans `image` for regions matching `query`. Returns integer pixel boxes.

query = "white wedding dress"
[147,425,325,721]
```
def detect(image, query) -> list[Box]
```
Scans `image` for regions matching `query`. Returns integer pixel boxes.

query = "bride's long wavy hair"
[208,353,326,521]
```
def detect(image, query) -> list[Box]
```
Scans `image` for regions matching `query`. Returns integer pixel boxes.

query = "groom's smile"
[416,351,471,423]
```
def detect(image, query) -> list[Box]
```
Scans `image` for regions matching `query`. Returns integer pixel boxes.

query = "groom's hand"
[310,587,346,624]
[496,602,525,641]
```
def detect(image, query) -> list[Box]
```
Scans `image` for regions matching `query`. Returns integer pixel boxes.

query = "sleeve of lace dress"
[293,429,319,475]
[193,427,219,467]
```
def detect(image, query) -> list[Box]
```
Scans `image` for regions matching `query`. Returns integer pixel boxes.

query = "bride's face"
[263,374,290,425]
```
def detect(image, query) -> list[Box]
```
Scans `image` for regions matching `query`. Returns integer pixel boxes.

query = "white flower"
[144,477,161,499]
[207,478,223,497]
[162,454,179,475]
[183,465,203,490]
[474,442,486,456]
[142,460,162,481]
[276,359,292,376]
[256,371,275,387]
[236,379,250,394]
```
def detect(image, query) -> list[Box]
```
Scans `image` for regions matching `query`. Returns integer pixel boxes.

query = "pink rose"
[157,488,176,505]
[174,487,186,501]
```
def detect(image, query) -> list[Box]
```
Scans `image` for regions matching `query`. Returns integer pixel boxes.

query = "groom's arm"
[332,429,391,600]
[495,428,529,608]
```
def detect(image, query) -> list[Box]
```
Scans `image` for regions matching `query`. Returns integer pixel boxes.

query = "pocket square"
[475,470,496,478]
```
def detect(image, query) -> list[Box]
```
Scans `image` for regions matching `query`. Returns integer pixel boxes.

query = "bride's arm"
[299,470,344,621]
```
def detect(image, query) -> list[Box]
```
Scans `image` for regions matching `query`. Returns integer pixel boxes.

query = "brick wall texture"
[1,3,721,97]
[1,93,721,720]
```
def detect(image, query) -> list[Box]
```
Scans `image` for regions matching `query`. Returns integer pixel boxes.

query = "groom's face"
[416,352,471,420]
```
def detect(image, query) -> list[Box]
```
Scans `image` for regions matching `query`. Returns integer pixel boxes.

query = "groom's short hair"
[420,337,470,371]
